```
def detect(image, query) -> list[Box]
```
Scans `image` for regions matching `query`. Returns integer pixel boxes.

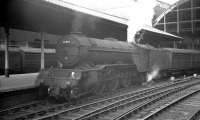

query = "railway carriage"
[0,47,56,75]
[138,46,200,78]
[162,48,200,75]
[0,47,22,74]
[20,47,56,73]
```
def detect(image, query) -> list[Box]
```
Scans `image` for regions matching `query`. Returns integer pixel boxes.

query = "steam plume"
[147,66,159,82]
[71,12,98,33]
[71,13,84,32]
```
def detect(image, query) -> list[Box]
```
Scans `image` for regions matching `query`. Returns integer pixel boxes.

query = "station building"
[153,0,200,49]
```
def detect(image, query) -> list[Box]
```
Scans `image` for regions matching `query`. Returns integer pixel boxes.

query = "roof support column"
[191,0,194,49]
[4,27,9,77]
[191,0,194,34]
[164,14,166,32]
[40,32,45,70]
[177,3,180,34]
[173,41,177,48]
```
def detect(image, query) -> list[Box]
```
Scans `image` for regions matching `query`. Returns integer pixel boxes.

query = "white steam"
[193,74,197,77]
[147,66,159,82]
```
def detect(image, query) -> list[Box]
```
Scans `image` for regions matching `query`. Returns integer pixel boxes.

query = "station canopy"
[0,0,128,40]
[141,25,183,41]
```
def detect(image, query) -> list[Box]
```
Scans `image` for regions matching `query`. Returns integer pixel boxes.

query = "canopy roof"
[141,25,183,41]
[0,0,127,40]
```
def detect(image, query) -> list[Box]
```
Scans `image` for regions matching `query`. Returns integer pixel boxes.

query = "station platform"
[0,73,38,92]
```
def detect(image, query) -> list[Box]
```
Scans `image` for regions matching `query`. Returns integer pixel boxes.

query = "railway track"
[0,100,62,120]
[0,76,198,120]
[0,84,145,120]
[141,85,200,120]
[50,80,200,120]
[0,87,38,110]
[188,109,200,120]
[115,84,200,120]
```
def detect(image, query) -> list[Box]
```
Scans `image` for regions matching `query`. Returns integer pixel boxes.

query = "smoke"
[87,17,99,31]
[193,74,197,77]
[147,66,159,82]
[71,12,98,33]
[71,13,84,32]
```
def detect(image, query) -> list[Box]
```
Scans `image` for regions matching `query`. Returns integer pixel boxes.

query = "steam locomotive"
[36,33,200,99]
